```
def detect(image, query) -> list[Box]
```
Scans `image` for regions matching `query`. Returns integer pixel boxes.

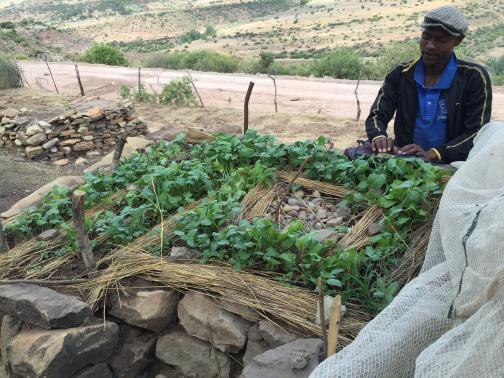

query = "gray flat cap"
[421,5,469,36]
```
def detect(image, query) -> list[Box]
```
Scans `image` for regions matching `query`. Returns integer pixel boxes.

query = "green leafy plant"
[159,76,197,106]
[80,43,128,66]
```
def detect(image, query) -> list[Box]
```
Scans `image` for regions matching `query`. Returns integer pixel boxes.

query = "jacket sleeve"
[365,66,401,142]
[434,67,492,163]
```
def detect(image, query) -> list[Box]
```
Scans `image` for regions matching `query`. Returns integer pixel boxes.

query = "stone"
[326,217,344,227]
[59,138,81,146]
[82,135,94,141]
[287,198,300,206]
[368,223,384,236]
[7,322,119,378]
[14,139,22,147]
[316,210,328,219]
[1,315,23,368]
[258,321,297,348]
[243,339,269,367]
[25,146,44,159]
[75,157,89,166]
[109,289,179,332]
[169,246,202,262]
[87,107,104,119]
[54,159,69,167]
[0,284,91,329]
[217,299,257,322]
[42,138,59,150]
[334,206,352,221]
[78,126,89,134]
[73,141,94,151]
[38,121,51,130]
[26,125,44,137]
[36,229,60,241]
[241,339,323,378]
[110,329,156,378]
[26,133,47,146]
[73,364,113,378]
[156,329,231,378]
[61,147,71,155]
[50,147,58,153]
[283,205,299,213]
[1,176,85,219]
[312,190,321,198]
[313,229,341,243]
[3,109,19,118]
[85,151,101,159]
[178,292,250,353]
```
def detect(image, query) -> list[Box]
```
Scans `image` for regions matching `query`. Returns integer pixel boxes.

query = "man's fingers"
[399,144,417,154]
[386,138,393,152]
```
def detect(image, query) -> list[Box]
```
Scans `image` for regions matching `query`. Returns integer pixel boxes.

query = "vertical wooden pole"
[45,55,59,94]
[267,75,278,113]
[318,278,328,359]
[327,295,342,357]
[244,81,255,134]
[75,64,85,96]
[186,71,204,107]
[111,132,127,171]
[72,191,97,274]
[354,71,362,122]
[138,67,141,92]
[0,218,9,253]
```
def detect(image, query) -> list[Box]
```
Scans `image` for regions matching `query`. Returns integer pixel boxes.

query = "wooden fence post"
[111,132,127,171]
[327,295,342,357]
[244,81,255,134]
[267,74,278,113]
[138,67,141,92]
[75,64,85,96]
[72,190,97,274]
[354,71,362,122]
[0,218,9,253]
[186,71,204,107]
[45,55,59,94]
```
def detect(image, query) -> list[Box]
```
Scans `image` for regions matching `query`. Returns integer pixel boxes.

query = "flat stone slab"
[0,284,91,329]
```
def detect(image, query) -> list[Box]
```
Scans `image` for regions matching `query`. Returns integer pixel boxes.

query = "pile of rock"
[0,278,323,378]
[0,102,147,162]
[268,190,353,231]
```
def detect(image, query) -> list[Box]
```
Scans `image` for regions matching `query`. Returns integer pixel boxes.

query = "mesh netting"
[311,121,504,377]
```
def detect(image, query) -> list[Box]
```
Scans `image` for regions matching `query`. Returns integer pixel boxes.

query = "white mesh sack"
[311,121,504,378]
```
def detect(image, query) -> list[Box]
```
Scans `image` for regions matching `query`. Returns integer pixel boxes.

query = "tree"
[80,43,128,66]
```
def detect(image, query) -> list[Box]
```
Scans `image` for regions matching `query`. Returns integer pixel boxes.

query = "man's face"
[420,27,464,66]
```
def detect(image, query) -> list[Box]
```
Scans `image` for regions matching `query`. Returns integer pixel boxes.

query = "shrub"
[0,57,22,89]
[80,43,128,66]
[160,76,197,106]
[364,40,419,80]
[488,55,504,75]
[258,51,274,72]
[311,47,363,79]
[145,50,239,73]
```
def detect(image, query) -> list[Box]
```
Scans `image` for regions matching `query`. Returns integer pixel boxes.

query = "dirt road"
[19,61,504,121]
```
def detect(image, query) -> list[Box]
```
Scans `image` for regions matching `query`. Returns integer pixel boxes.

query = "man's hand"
[372,137,395,153]
[398,144,438,161]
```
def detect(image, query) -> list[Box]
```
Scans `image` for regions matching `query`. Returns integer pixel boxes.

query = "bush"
[311,47,363,79]
[145,50,239,73]
[488,55,504,75]
[80,43,128,66]
[0,57,22,89]
[160,76,197,106]
[364,40,419,80]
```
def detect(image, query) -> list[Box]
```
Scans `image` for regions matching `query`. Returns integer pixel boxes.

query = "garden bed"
[1,129,449,346]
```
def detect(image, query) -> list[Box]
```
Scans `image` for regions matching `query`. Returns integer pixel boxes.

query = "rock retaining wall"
[0,276,323,378]
[0,102,147,161]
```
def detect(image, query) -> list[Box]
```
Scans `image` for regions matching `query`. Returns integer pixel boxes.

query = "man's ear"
[454,35,465,47]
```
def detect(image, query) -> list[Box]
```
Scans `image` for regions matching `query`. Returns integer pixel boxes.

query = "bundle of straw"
[276,172,349,199]
[339,205,383,250]
[82,249,369,347]
[240,184,279,220]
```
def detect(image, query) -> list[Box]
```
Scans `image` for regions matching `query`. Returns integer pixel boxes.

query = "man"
[366,5,492,163]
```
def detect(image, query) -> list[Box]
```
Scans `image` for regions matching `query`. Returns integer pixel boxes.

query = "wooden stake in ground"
[111,132,127,171]
[354,71,362,122]
[244,81,255,134]
[318,278,328,359]
[186,71,204,107]
[267,74,278,113]
[72,190,97,274]
[0,218,9,253]
[327,295,342,357]
[138,67,141,92]
[75,64,85,96]
[45,56,59,94]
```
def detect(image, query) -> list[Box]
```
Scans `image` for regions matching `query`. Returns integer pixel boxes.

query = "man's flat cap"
[421,5,468,36]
